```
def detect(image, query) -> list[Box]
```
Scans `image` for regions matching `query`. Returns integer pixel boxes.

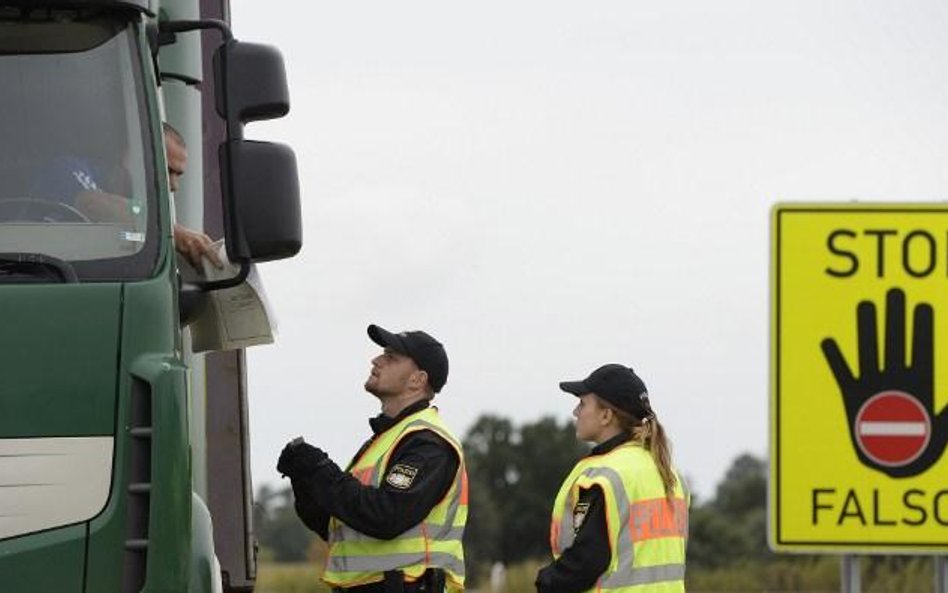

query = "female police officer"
[535,364,688,593]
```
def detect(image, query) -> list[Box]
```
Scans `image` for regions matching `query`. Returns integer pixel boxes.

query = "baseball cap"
[559,363,651,419]
[367,324,449,393]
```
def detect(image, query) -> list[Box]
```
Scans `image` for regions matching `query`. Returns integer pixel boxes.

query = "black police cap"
[559,363,651,419]
[367,324,449,393]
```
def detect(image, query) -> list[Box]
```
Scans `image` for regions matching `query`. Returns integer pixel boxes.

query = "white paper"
[189,240,277,353]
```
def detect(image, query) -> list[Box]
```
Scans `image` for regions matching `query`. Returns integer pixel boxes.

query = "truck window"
[0,11,159,282]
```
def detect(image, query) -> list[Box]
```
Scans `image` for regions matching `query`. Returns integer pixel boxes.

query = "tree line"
[254,414,938,592]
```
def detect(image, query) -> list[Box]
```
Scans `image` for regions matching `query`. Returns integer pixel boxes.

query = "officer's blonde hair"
[600,399,678,503]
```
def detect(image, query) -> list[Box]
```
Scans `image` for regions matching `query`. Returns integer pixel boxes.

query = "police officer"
[278,325,467,593]
[536,364,688,593]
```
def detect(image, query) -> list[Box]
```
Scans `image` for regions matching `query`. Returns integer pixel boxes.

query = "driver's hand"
[75,190,135,224]
[173,223,224,269]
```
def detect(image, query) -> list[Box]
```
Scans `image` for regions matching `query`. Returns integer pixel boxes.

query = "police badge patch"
[572,502,590,532]
[385,464,419,489]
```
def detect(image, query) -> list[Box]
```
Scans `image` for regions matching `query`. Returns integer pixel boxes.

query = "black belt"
[331,582,404,593]
[333,569,444,593]
[333,585,428,593]
[332,584,385,593]
[332,585,385,593]
[332,571,403,593]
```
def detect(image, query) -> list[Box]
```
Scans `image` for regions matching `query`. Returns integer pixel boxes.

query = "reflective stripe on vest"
[549,443,688,593]
[324,407,467,591]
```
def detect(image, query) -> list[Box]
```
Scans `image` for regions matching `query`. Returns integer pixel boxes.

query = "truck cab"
[0,2,300,591]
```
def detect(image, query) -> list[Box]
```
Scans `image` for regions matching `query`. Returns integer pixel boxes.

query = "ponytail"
[604,399,678,502]
[632,415,677,502]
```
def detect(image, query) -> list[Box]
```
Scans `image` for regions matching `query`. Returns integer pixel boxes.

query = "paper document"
[189,240,277,353]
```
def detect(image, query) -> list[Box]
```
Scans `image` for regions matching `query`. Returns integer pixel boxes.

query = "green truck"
[0,1,300,591]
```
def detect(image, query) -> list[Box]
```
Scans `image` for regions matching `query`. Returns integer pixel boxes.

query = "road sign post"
[937,556,947,593]
[770,204,948,555]
[841,555,860,593]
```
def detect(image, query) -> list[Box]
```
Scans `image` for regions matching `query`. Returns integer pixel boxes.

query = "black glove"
[277,439,329,479]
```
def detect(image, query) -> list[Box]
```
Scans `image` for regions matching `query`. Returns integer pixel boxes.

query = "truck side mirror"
[213,40,289,124]
[220,139,301,262]
[213,40,301,264]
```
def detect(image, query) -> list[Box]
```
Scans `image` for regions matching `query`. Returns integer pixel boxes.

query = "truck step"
[125,539,148,551]
[128,483,151,495]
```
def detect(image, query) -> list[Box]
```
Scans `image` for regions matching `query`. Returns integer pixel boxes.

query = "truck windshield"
[0,10,158,282]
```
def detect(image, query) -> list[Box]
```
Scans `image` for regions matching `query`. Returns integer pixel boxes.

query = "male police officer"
[278,325,467,593]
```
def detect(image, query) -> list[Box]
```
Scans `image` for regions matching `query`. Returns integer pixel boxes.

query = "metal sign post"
[840,556,860,593]
[937,556,947,593]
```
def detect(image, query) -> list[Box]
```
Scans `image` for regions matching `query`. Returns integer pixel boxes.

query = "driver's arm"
[74,190,136,224]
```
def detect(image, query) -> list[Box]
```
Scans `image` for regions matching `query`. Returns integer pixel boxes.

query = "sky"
[227,1,948,501]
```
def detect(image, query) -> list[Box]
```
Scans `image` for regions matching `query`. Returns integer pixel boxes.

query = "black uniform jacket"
[535,432,631,593]
[290,400,460,541]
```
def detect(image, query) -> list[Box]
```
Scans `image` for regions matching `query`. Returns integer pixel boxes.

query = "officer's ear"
[410,369,429,391]
[599,406,614,427]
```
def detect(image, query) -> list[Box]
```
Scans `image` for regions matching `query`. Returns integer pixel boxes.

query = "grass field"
[256,563,329,593]
[256,557,938,593]
[253,562,544,593]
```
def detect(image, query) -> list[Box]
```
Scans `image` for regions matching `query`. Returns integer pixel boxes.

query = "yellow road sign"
[771,203,948,552]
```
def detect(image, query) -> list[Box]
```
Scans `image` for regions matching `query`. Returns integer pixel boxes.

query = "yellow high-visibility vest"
[550,442,688,593]
[323,407,467,592]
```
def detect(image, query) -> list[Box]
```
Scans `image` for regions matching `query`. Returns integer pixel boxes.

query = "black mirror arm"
[159,19,233,42]
[191,259,251,292]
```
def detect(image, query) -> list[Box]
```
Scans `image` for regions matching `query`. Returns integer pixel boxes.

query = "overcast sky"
[228,1,948,500]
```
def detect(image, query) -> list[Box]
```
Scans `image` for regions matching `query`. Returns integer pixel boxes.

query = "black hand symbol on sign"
[821,288,948,478]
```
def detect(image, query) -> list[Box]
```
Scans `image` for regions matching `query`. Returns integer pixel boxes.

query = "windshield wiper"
[0,253,78,284]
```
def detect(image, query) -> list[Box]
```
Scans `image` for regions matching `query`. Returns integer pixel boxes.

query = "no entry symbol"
[855,391,931,467]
